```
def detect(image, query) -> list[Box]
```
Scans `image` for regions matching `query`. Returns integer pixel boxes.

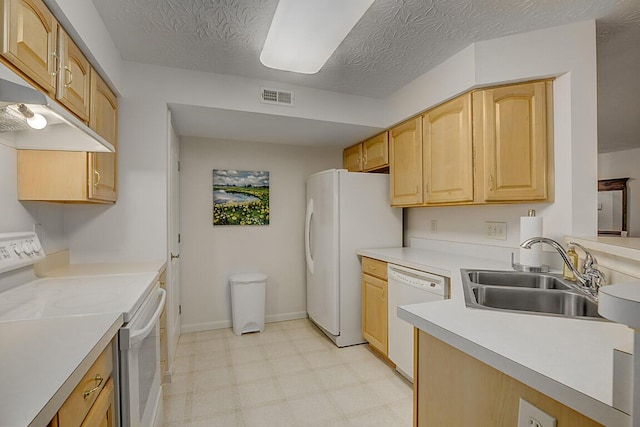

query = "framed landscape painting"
[213,170,270,226]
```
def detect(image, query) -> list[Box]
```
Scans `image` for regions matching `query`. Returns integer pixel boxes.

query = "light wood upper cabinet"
[362,257,388,356]
[423,93,474,204]
[0,0,57,95]
[343,143,363,172]
[88,68,118,202]
[17,73,118,203]
[343,132,389,172]
[390,117,423,206]
[363,132,389,171]
[56,26,90,122]
[474,80,553,202]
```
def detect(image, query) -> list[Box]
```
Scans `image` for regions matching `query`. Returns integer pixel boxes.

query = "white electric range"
[0,231,165,427]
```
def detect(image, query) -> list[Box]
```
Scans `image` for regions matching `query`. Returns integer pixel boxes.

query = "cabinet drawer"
[58,342,113,427]
[362,257,387,280]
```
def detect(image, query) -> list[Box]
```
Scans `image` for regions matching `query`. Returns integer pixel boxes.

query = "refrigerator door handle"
[305,197,314,274]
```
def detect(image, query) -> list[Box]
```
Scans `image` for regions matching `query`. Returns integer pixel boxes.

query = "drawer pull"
[83,374,103,399]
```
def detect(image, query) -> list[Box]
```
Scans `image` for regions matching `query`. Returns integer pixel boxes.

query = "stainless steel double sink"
[461,270,603,320]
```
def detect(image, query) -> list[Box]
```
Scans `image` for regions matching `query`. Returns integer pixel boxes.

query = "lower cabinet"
[362,257,388,356]
[49,340,116,427]
[415,330,603,426]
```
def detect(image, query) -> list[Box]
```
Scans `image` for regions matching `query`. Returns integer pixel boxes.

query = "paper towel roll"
[519,215,543,267]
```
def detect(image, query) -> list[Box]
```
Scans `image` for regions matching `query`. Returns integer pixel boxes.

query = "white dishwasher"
[388,264,448,382]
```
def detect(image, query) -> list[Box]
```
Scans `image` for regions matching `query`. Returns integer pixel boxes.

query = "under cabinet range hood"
[0,69,114,153]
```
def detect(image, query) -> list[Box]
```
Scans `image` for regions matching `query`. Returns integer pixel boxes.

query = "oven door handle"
[129,288,166,347]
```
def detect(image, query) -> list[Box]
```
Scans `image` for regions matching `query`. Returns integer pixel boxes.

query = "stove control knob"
[22,242,33,255]
[31,240,42,253]
[13,245,22,256]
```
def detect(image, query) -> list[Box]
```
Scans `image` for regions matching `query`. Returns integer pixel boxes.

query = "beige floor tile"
[236,378,284,409]
[189,411,242,427]
[163,373,192,397]
[263,341,299,359]
[289,393,344,426]
[193,366,234,390]
[304,348,342,369]
[240,401,296,427]
[330,383,384,416]
[294,335,335,353]
[315,364,360,390]
[347,406,402,427]
[190,385,240,418]
[163,319,413,427]
[368,374,412,403]
[232,359,274,384]
[276,371,323,399]
[194,349,230,371]
[194,337,226,353]
[269,353,309,375]
[163,392,188,424]
[229,345,267,366]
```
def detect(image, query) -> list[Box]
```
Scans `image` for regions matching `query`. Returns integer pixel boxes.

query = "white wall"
[599,148,640,237]
[0,142,67,252]
[397,21,599,251]
[179,137,340,332]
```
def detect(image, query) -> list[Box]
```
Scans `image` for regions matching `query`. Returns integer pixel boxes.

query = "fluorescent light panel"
[260,0,375,74]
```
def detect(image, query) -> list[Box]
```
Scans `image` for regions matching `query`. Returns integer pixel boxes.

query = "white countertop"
[0,261,165,427]
[358,247,633,427]
[0,313,123,427]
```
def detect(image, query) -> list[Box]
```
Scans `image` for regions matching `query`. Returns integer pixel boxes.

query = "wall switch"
[485,221,507,240]
[517,399,556,427]
[430,220,438,233]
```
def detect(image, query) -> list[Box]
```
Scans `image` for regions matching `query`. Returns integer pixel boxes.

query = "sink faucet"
[519,237,606,297]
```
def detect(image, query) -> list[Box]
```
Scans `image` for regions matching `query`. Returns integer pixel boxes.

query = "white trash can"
[229,272,267,336]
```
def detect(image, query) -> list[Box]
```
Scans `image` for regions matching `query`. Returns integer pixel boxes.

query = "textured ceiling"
[92,0,640,152]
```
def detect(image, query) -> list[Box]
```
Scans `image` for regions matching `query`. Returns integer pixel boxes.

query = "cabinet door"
[423,93,474,204]
[390,117,423,206]
[363,132,389,171]
[1,0,57,95]
[476,81,551,202]
[57,26,90,121]
[343,143,363,172]
[362,273,388,355]
[89,68,117,202]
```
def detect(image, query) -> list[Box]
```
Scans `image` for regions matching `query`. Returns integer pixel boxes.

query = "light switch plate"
[517,399,557,427]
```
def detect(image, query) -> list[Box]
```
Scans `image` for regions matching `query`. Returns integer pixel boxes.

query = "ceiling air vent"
[260,88,294,106]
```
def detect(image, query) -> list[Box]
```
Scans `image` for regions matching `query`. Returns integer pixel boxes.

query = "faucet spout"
[519,237,604,297]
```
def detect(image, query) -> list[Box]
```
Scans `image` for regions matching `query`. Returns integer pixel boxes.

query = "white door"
[305,170,340,335]
[167,111,181,375]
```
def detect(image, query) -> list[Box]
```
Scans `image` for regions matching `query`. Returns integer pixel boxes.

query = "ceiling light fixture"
[17,104,47,130]
[260,0,375,74]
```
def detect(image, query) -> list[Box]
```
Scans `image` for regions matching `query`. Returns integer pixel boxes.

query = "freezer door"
[306,170,340,335]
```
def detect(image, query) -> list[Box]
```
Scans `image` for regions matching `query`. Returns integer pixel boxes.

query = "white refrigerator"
[305,169,402,347]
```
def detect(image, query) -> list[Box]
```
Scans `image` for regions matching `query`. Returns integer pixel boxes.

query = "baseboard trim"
[181,311,308,334]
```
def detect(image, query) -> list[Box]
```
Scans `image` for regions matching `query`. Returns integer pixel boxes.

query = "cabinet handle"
[489,174,495,191]
[51,51,58,76]
[82,374,103,399]
[63,66,74,88]
[94,170,101,186]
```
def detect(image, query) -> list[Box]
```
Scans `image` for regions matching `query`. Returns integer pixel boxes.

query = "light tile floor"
[163,319,413,426]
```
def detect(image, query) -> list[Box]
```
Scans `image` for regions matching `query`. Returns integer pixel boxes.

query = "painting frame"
[213,169,270,226]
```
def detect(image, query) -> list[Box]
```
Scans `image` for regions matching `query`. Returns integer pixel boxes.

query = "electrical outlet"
[485,221,507,240]
[430,220,438,233]
[517,399,556,427]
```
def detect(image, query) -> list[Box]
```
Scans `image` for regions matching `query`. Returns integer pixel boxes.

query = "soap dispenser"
[562,245,579,281]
